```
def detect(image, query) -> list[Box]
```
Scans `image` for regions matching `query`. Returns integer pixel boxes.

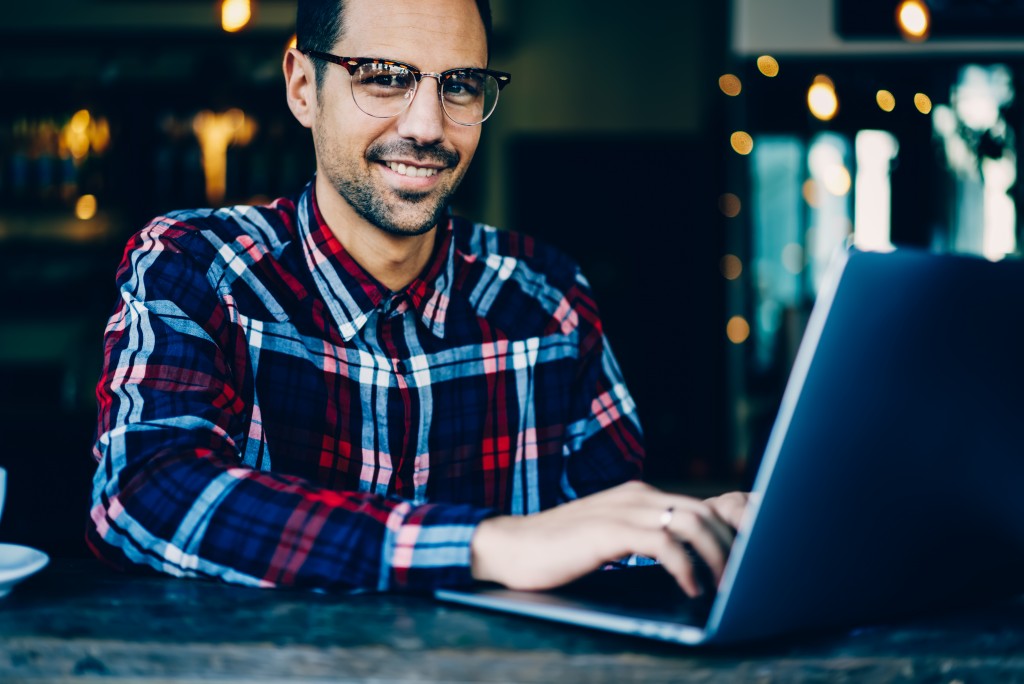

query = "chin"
[374,219,439,238]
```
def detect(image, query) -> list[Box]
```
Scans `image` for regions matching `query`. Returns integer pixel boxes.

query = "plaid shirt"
[88,181,644,591]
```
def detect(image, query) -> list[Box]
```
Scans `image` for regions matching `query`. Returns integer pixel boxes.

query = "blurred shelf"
[0,211,116,244]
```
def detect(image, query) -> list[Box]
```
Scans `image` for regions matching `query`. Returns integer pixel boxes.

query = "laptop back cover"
[707,247,1024,644]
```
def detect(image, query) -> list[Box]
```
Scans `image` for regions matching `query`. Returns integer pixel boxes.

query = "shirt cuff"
[383,501,498,591]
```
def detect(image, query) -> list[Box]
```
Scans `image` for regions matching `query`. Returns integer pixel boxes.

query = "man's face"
[311,0,487,237]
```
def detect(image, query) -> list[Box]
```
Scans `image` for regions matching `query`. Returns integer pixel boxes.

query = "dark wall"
[508,136,728,483]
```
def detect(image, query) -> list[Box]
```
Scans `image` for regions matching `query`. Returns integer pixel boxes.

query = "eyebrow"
[364,55,488,72]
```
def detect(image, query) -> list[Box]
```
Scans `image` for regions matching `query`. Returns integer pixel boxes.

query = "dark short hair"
[296,0,493,90]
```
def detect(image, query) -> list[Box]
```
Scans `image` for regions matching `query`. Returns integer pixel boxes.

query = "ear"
[283,48,317,129]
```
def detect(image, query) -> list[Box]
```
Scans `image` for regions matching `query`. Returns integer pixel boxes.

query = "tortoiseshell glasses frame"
[301,50,512,126]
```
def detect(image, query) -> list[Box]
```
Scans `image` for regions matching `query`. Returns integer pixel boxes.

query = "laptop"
[436,246,1024,645]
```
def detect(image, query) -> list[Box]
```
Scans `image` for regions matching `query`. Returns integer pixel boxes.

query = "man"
[88,0,747,598]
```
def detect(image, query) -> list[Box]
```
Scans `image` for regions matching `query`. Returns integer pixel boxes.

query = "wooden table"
[3,558,1024,682]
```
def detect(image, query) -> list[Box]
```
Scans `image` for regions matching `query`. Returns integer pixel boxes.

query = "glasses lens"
[351,62,416,118]
[441,70,500,125]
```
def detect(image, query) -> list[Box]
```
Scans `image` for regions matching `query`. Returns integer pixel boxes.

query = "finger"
[623,527,704,598]
[653,496,737,551]
[661,506,731,584]
[705,491,750,530]
[616,495,736,582]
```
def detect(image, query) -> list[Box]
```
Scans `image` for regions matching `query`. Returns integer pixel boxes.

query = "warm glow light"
[92,117,111,154]
[756,55,779,78]
[75,194,98,221]
[807,76,839,121]
[730,131,754,155]
[719,74,742,96]
[876,90,896,112]
[222,0,251,32]
[822,165,852,196]
[288,34,297,50]
[727,316,751,344]
[720,255,743,280]
[718,193,742,217]
[914,92,933,114]
[802,179,819,207]
[63,110,93,161]
[70,109,91,133]
[897,0,931,41]
[193,108,258,204]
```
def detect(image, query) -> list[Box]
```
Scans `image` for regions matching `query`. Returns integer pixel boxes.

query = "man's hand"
[470,481,750,597]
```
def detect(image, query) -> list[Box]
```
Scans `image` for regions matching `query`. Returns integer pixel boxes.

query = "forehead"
[338,0,488,69]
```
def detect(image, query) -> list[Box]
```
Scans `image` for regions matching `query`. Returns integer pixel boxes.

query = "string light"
[727,316,751,344]
[719,74,742,96]
[718,193,742,217]
[730,131,754,155]
[720,255,743,280]
[876,90,896,112]
[756,56,779,78]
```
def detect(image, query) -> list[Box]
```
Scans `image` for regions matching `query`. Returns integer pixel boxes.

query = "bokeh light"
[914,92,933,114]
[876,90,896,112]
[823,165,852,196]
[222,0,251,33]
[807,75,839,121]
[75,194,98,221]
[757,55,779,78]
[193,108,258,204]
[727,316,751,344]
[896,0,930,41]
[730,131,754,155]
[802,179,820,207]
[719,74,742,96]
[782,243,805,274]
[720,255,743,280]
[718,193,742,217]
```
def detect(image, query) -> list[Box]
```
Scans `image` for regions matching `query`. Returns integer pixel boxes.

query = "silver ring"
[659,506,675,530]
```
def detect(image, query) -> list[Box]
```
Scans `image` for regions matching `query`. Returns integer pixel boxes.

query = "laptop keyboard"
[549,563,716,626]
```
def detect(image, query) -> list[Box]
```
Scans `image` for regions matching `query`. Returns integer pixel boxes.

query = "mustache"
[367,141,460,168]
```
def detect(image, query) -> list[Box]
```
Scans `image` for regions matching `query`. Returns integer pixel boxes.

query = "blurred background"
[0,0,1021,556]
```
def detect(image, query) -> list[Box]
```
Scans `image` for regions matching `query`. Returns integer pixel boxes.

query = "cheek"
[316,115,386,162]
[450,128,482,164]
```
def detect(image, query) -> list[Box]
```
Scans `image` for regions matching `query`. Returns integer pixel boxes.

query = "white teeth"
[386,161,438,178]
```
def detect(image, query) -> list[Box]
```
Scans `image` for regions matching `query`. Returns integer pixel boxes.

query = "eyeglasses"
[302,51,512,127]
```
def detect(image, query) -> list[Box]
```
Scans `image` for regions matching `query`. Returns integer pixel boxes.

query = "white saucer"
[0,544,49,598]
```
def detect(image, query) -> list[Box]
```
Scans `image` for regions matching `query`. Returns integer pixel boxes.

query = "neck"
[314,175,438,292]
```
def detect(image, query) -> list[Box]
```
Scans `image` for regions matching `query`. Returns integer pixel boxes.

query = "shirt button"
[395,360,406,374]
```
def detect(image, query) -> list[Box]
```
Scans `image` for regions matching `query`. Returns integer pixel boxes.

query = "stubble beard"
[318,133,466,238]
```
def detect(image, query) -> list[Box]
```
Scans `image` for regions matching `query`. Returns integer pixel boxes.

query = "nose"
[395,75,445,145]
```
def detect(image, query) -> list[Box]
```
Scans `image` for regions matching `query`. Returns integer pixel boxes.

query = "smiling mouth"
[384,161,440,178]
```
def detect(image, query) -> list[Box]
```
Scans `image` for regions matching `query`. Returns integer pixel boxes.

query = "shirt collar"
[296,180,456,341]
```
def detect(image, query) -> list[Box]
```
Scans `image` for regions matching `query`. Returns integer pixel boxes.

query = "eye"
[444,72,485,102]
[357,64,414,91]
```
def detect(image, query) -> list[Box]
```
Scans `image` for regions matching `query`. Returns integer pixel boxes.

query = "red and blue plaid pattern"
[88,181,644,591]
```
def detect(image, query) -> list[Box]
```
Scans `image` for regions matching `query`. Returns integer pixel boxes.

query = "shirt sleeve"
[87,220,494,592]
[560,267,646,499]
